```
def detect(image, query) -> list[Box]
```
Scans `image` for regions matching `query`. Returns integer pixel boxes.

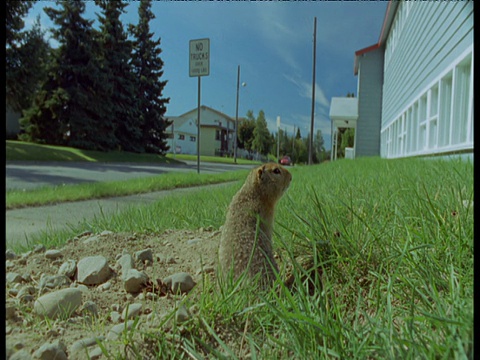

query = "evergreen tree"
[96,0,143,152]
[252,110,270,156]
[20,0,116,150]
[237,110,256,152]
[6,0,39,111]
[129,0,171,154]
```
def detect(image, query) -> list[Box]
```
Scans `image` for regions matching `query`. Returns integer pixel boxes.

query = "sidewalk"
[6,183,231,249]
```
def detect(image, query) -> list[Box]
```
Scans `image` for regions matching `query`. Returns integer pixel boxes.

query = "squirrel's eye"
[273,168,281,174]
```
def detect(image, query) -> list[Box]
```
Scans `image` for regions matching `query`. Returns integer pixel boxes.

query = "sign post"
[189,38,210,173]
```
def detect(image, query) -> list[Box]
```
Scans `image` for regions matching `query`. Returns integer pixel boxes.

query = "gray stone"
[106,320,136,340]
[39,275,71,290]
[69,336,105,360]
[82,235,100,244]
[32,340,67,360]
[134,248,153,264]
[10,349,33,360]
[6,249,17,260]
[76,256,111,285]
[44,249,63,260]
[34,288,82,319]
[6,272,23,284]
[57,259,77,278]
[123,269,148,293]
[121,303,143,320]
[116,254,134,277]
[33,244,46,253]
[81,301,98,318]
[163,272,196,294]
[175,304,190,323]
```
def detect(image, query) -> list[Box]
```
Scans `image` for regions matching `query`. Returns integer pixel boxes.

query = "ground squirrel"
[218,162,292,289]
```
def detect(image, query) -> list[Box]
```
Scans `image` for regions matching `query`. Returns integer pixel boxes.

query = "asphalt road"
[6,160,254,190]
[5,160,255,248]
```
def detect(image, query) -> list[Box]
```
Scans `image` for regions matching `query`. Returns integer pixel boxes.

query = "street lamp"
[234,65,246,163]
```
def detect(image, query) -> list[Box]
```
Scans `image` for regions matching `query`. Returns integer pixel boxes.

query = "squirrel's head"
[254,163,292,197]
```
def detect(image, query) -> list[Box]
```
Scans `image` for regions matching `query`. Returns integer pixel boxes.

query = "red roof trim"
[353,1,394,75]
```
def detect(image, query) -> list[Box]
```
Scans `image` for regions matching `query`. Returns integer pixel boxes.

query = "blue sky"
[25,1,388,151]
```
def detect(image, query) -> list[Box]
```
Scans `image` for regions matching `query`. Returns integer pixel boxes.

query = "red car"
[279,155,292,166]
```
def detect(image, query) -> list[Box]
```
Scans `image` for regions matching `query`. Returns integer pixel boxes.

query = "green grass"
[6,140,182,163]
[13,157,474,358]
[167,153,264,165]
[6,170,249,209]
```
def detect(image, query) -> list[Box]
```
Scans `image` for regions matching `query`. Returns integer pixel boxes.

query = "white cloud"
[283,74,330,109]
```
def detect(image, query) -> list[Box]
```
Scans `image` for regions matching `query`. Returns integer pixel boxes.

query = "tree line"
[238,110,327,164]
[6,0,170,154]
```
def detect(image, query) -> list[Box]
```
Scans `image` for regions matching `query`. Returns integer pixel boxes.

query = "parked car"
[279,155,292,166]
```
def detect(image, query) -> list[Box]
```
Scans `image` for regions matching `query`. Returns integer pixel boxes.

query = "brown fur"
[218,162,292,289]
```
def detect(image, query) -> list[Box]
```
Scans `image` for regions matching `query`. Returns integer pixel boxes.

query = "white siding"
[381,1,473,158]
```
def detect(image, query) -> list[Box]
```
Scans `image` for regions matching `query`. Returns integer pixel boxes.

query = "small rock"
[81,301,98,318]
[116,254,135,277]
[121,303,143,320]
[45,249,63,260]
[110,311,122,323]
[32,340,67,360]
[17,286,36,302]
[123,269,148,293]
[57,259,77,278]
[6,272,23,284]
[82,235,100,244]
[187,239,201,245]
[33,244,46,253]
[163,272,196,294]
[175,304,190,323]
[6,260,15,269]
[69,337,105,360]
[6,249,17,260]
[97,281,112,291]
[9,349,33,360]
[106,320,135,340]
[34,288,82,319]
[77,256,111,285]
[39,274,71,291]
[134,248,153,264]
[6,302,17,320]
[100,230,114,236]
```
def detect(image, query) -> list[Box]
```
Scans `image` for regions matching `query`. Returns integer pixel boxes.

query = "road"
[6,160,254,190]
[5,160,255,248]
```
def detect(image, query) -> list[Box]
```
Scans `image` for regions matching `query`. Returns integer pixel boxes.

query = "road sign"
[189,38,210,77]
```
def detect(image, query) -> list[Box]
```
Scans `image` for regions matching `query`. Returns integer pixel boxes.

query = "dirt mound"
[5,228,222,358]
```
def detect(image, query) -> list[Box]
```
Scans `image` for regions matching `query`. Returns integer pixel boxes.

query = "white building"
[331,1,473,159]
[166,105,238,157]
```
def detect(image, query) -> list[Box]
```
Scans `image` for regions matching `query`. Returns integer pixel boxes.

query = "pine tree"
[96,0,143,153]
[20,0,116,150]
[252,110,271,156]
[129,0,171,154]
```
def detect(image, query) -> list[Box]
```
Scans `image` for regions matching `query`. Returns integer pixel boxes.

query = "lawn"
[18,156,473,358]
[5,140,258,209]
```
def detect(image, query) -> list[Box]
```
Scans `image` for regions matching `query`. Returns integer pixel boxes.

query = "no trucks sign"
[189,38,210,77]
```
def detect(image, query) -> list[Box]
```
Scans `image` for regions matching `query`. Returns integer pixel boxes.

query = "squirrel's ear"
[257,165,265,179]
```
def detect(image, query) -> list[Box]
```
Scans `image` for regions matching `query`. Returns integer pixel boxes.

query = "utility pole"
[234,65,240,163]
[309,17,317,165]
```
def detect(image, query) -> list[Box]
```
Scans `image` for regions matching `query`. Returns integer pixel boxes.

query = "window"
[451,56,472,145]
[418,95,427,151]
[215,130,221,141]
[428,85,439,149]
[178,134,185,140]
[438,73,453,147]
[190,136,196,142]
